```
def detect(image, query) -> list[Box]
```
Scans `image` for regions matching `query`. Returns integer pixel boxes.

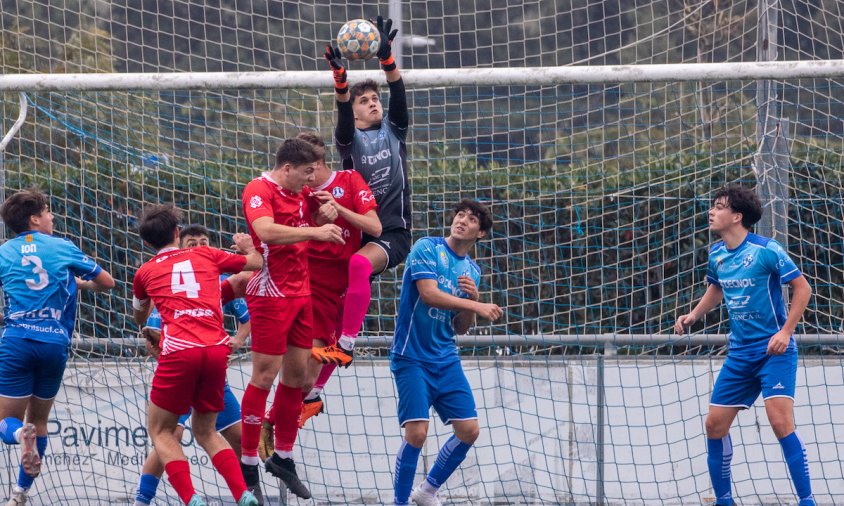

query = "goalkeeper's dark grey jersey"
[337,114,410,232]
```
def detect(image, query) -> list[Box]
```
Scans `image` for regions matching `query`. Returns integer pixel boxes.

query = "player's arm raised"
[250,216,345,245]
[674,283,724,334]
[416,278,502,323]
[76,270,115,292]
[375,15,409,130]
[231,232,264,271]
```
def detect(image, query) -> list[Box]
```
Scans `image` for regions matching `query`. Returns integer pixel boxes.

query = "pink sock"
[240,384,271,459]
[273,383,302,452]
[315,363,337,390]
[341,254,373,338]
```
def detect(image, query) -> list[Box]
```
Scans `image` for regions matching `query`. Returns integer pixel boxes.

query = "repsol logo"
[174,308,214,319]
[720,278,756,288]
[361,149,391,166]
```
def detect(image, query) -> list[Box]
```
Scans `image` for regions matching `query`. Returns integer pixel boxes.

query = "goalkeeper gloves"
[375,15,399,71]
[324,45,348,94]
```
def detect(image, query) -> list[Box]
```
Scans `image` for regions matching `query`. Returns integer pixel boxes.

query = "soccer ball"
[336,19,381,60]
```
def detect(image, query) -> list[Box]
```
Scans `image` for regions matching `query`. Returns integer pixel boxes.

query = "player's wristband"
[379,55,396,71]
[334,82,349,94]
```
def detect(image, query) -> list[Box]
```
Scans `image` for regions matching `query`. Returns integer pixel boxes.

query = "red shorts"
[309,260,348,345]
[150,345,230,415]
[247,295,312,355]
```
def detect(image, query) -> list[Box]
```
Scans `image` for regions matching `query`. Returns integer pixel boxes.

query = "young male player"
[675,184,815,506]
[132,205,262,506]
[133,224,257,506]
[0,189,114,506]
[315,15,411,367]
[257,130,381,457]
[390,199,503,506]
[238,138,344,500]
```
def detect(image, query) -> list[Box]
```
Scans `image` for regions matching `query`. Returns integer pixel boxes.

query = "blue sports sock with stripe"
[135,473,161,505]
[425,434,472,489]
[0,417,22,445]
[707,435,733,505]
[393,439,421,505]
[779,431,813,502]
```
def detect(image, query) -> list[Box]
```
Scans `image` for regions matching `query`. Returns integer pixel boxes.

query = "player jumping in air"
[314,15,412,368]
[390,199,503,506]
[0,189,115,506]
[133,224,259,506]
[675,184,815,506]
[257,131,381,458]
[132,205,262,506]
[238,138,344,500]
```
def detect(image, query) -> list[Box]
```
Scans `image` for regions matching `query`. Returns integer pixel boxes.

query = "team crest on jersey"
[742,253,754,267]
[250,195,263,209]
[332,186,345,198]
[438,249,448,267]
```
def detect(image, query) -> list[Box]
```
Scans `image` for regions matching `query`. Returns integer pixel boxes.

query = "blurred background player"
[314,15,411,367]
[132,205,262,506]
[0,189,114,506]
[238,138,344,500]
[675,184,814,506]
[257,130,380,458]
[133,224,259,506]
[389,200,502,506]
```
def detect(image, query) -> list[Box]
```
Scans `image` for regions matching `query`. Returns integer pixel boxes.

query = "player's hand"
[231,232,255,254]
[142,328,162,359]
[317,202,338,223]
[374,15,398,61]
[229,333,245,352]
[313,223,345,244]
[324,45,348,93]
[312,190,338,206]
[475,302,503,321]
[767,330,791,355]
[674,313,698,334]
[457,275,479,301]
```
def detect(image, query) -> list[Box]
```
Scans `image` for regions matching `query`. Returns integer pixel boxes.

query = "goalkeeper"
[313,15,411,369]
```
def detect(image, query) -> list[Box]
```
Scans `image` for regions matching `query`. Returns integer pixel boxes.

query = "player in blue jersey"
[675,184,814,506]
[134,224,261,506]
[390,199,502,506]
[315,15,411,367]
[0,189,114,506]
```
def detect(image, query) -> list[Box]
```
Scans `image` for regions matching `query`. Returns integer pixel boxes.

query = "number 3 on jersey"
[171,260,200,298]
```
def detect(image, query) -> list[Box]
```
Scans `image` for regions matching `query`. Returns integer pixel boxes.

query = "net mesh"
[2,0,844,504]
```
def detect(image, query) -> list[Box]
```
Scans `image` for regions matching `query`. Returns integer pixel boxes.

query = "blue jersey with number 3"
[0,231,103,345]
[391,236,481,364]
[706,233,801,356]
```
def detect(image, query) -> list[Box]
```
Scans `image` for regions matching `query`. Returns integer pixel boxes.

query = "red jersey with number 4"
[308,169,378,263]
[132,246,247,355]
[242,173,316,297]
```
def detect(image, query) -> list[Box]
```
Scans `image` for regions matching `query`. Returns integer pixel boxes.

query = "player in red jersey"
[132,204,262,506]
[256,131,381,459]
[238,138,344,500]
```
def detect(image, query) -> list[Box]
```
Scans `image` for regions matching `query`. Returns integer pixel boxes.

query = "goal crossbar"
[1,60,843,91]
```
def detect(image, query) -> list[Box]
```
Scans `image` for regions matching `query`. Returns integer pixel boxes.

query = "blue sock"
[394,439,422,505]
[17,465,35,491]
[0,417,22,445]
[36,436,47,457]
[135,473,161,505]
[707,435,733,505]
[425,434,472,489]
[779,431,812,502]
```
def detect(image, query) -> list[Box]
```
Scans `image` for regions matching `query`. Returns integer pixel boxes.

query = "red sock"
[211,448,247,501]
[341,254,372,338]
[240,383,271,459]
[164,460,194,504]
[314,363,337,390]
[273,383,302,452]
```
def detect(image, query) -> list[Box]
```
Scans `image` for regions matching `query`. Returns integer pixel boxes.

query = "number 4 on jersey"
[171,260,200,298]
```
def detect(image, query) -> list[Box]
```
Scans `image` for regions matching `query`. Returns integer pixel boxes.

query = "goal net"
[2,1,844,504]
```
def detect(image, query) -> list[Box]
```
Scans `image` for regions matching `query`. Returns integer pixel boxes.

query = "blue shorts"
[178,382,241,431]
[0,333,68,400]
[711,350,798,408]
[391,356,477,427]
